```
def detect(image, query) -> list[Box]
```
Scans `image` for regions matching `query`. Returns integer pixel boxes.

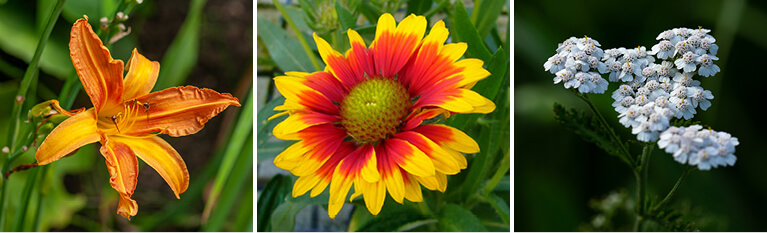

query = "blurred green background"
[515,0,767,231]
[0,0,252,231]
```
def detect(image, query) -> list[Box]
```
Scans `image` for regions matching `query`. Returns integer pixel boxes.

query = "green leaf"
[152,0,206,91]
[257,140,295,164]
[257,16,317,73]
[451,0,492,62]
[448,47,508,130]
[406,0,432,15]
[269,201,308,232]
[481,193,510,226]
[437,204,487,231]
[202,133,253,231]
[256,96,287,162]
[256,175,291,232]
[349,200,428,232]
[553,103,627,159]
[202,89,253,224]
[474,0,507,39]
[231,182,254,231]
[269,187,330,232]
[335,0,356,30]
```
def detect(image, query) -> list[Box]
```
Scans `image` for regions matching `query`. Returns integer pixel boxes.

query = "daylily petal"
[123,86,240,137]
[35,108,100,165]
[70,16,124,113]
[98,132,139,220]
[122,48,160,101]
[109,135,189,198]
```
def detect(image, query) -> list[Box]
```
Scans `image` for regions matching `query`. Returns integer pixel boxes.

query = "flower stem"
[482,149,509,196]
[273,0,323,71]
[0,0,65,229]
[574,91,635,168]
[653,166,692,210]
[633,143,654,231]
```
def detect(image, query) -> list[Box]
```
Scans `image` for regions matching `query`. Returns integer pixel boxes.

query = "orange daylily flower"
[34,16,240,220]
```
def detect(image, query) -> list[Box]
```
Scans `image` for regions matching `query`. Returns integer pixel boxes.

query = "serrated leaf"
[335,1,356,30]
[553,103,627,160]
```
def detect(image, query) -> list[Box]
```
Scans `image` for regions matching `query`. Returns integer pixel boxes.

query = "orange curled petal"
[98,132,139,220]
[122,48,160,101]
[110,135,189,198]
[70,16,124,113]
[124,86,241,137]
[35,108,100,165]
[117,194,138,220]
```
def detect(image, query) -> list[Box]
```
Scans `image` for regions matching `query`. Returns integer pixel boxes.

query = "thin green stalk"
[31,166,49,232]
[653,166,692,210]
[575,92,635,168]
[470,0,482,24]
[634,143,654,231]
[11,167,40,232]
[273,0,323,71]
[482,149,509,196]
[0,1,65,228]
[423,0,449,18]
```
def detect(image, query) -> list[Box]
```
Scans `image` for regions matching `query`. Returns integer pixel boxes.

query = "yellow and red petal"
[288,125,347,176]
[123,86,240,137]
[382,138,435,178]
[98,132,139,219]
[412,124,480,154]
[108,135,189,198]
[401,108,445,131]
[70,17,124,113]
[272,112,339,140]
[346,29,377,78]
[314,33,363,88]
[35,108,100,165]
[375,144,406,203]
[402,172,424,202]
[417,87,495,114]
[394,131,461,175]
[360,179,386,215]
[370,14,426,77]
[122,49,160,101]
[275,74,339,114]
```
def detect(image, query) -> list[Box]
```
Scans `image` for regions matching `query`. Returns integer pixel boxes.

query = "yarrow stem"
[634,143,654,231]
[654,165,693,210]
[573,90,635,168]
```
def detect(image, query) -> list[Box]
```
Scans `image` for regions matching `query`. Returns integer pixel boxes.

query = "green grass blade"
[202,88,253,223]
[202,133,253,231]
[152,0,206,91]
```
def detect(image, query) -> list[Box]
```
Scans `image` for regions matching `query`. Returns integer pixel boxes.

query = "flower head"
[271,13,494,218]
[658,125,738,170]
[34,16,240,219]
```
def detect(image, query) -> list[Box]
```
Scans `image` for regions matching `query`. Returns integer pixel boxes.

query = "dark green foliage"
[553,103,627,160]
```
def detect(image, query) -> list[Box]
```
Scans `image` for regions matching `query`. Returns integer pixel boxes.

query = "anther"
[111,113,122,133]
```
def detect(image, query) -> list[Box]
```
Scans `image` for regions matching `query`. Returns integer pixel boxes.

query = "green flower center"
[340,77,411,143]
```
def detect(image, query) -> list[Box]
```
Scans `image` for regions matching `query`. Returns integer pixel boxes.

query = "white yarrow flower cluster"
[649,27,720,77]
[605,27,720,142]
[657,125,738,170]
[545,37,609,93]
[601,46,655,83]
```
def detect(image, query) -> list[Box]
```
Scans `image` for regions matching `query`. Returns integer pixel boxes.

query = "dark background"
[515,0,767,231]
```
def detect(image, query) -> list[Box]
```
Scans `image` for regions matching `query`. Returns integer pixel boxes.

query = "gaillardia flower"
[34,16,240,219]
[271,13,495,218]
